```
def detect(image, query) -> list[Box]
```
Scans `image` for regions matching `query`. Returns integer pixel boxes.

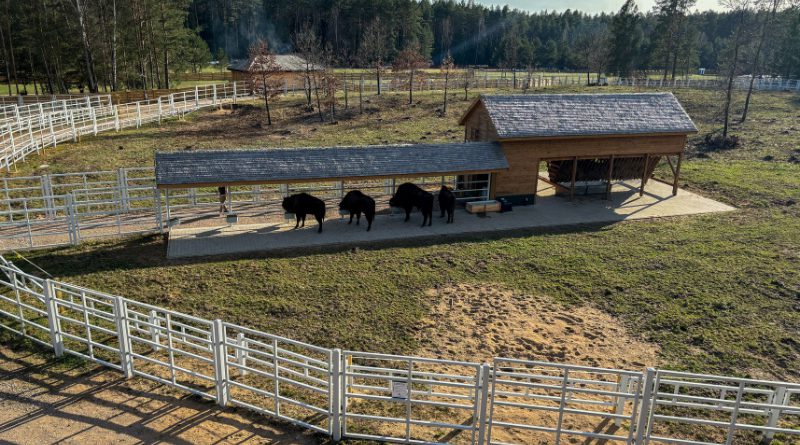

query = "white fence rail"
[0,83,246,171]
[0,256,798,444]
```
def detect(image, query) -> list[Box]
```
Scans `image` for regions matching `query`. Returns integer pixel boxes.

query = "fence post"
[764,386,787,443]
[70,111,77,142]
[44,279,64,357]
[117,168,130,212]
[136,102,142,128]
[194,86,200,109]
[235,332,248,376]
[157,98,162,124]
[331,348,343,441]
[211,319,229,407]
[634,368,656,445]
[232,82,237,105]
[66,194,79,245]
[153,187,163,232]
[212,84,218,106]
[114,106,120,131]
[476,363,491,445]
[91,107,98,135]
[113,296,133,378]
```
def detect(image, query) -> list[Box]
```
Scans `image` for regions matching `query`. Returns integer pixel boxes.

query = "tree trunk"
[313,76,324,122]
[741,1,778,123]
[376,65,381,95]
[0,22,12,96]
[408,70,413,104]
[74,0,98,93]
[723,41,743,141]
[111,0,118,91]
[263,75,272,125]
[442,71,448,115]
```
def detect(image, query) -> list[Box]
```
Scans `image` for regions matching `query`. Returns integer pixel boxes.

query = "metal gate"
[487,358,646,444]
[342,351,488,444]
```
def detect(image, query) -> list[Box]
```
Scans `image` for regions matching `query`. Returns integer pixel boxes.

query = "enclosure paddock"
[165,179,733,259]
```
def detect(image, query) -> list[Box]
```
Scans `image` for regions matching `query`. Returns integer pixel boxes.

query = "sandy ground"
[416,284,659,369]
[414,284,660,445]
[0,342,324,445]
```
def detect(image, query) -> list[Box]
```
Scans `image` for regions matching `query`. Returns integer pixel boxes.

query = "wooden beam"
[639,154,650,197]
[532,159,540,205]
[665,155,677,176]
[672,152,683,196]
[605,155,615,200]
[570,156,578,201]
[537,175,570,193]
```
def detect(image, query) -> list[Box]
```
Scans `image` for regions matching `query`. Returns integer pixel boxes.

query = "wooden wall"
[500,134,687,160]
[461,102,499,142]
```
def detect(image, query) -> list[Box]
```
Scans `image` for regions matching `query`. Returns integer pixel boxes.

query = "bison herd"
[280,183,457,233]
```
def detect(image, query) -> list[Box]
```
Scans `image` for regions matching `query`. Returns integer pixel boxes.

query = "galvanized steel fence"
[0,167,491,251]
[0,83,248,171]
[0,256,798,444]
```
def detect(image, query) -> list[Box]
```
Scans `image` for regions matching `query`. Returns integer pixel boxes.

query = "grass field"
[2,85,799,383]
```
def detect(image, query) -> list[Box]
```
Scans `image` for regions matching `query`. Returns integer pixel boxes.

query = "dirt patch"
[411,284,662,444]
[416,283,660,369]
[0,342,324,444]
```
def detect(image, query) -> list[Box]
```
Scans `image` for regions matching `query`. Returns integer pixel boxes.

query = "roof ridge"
[156,141,498,156]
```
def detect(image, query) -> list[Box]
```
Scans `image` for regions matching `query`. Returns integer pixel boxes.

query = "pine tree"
[609,0,642,77]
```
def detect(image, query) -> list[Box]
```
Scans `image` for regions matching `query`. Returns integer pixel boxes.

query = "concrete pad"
[166,180,734,259]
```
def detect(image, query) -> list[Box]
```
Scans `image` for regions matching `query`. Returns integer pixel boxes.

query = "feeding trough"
[284,212,295,221]
[225,213,239,224]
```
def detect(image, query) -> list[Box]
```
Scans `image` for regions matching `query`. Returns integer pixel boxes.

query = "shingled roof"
[461,93,698,139]
[228,54,322,72]
[155,142,509,188]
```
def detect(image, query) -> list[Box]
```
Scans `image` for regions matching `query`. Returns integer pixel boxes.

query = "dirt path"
[0,342,324,445]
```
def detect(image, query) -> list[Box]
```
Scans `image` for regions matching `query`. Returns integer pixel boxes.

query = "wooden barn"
[228,55,321,90]
[458,93,698,204]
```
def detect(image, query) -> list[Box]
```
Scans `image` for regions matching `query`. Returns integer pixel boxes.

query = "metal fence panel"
[644,370,800,445]
[487,358,645,445]
[221,322,334,434]
[343,351,484,444]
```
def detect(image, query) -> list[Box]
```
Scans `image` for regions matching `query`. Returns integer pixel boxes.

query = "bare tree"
[741,0,783,123]
[71,0,98,92]
[247,39,281,126]
[719,0,753,142]
[461,67,475,100]
[440,55,454,116]
[294,25,322,109]
[393,44,429,105]
[358,18,388,95]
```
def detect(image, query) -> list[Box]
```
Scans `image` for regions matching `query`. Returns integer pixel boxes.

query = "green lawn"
[2,85,799,382]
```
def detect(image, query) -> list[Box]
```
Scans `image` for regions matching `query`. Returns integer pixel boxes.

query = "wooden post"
[605,155,615,200]
[672,152,683,196]
[640,154,650,197]
[570,157,578,201]
[532,159,540,205]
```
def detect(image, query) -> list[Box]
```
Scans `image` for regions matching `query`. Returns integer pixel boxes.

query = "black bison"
[438,186,456,224]
[282,193,326,233]
[339,190,376,231]
[389,182,433,227]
